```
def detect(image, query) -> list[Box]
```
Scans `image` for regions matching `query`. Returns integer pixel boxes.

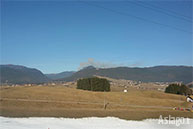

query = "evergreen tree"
[165,83,192,95]
[77,77,110,92]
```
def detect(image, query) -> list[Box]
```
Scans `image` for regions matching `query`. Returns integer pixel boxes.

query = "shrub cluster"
[77,77,110,92]
[165,83,192,95]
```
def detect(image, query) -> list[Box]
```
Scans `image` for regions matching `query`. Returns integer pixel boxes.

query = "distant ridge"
[62,65,193,84]
[0,64,50,84]
[1,65,192,84]
[45,71,75,80]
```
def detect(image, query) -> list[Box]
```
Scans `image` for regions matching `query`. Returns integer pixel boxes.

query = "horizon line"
[0,63,193,74]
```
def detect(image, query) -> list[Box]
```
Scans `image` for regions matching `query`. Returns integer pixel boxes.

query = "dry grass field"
[0,85,192,120]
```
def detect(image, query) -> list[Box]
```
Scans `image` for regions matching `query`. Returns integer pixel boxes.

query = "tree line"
[77,77,110,92]
[165,83,192,95]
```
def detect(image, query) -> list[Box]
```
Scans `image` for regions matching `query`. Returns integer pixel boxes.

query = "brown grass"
[0,85,192,120]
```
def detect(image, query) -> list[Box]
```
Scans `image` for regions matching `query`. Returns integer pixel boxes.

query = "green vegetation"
[77,77,110,91]
[165,83,192,95]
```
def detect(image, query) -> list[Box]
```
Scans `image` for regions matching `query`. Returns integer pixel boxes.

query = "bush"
[165,83,192,95]
[77,77,110,92]
[188,84,193,88]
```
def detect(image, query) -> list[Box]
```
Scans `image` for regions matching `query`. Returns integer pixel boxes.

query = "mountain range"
[61,65,193,84]
[0,65,50,84]
[0,64,192,84]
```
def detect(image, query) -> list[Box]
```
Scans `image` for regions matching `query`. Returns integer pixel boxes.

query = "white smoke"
[78,58,144,70]
[78,58,119,70]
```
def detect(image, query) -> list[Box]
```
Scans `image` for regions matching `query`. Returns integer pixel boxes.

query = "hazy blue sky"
[1,0,192,73]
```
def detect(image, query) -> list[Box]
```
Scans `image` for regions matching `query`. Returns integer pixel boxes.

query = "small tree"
[165,84,180,94]
[187,84,193,88]
[179,84,192,95]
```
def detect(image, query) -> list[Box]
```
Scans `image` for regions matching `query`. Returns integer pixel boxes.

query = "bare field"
[0,85,192,120]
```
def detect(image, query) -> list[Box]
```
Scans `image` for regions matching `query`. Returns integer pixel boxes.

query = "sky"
[1,0,192,73]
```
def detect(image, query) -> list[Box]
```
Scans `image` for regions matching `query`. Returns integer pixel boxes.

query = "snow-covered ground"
[0,117,192,129]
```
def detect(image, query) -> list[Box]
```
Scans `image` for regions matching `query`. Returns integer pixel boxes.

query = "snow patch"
[0,117,192,129]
